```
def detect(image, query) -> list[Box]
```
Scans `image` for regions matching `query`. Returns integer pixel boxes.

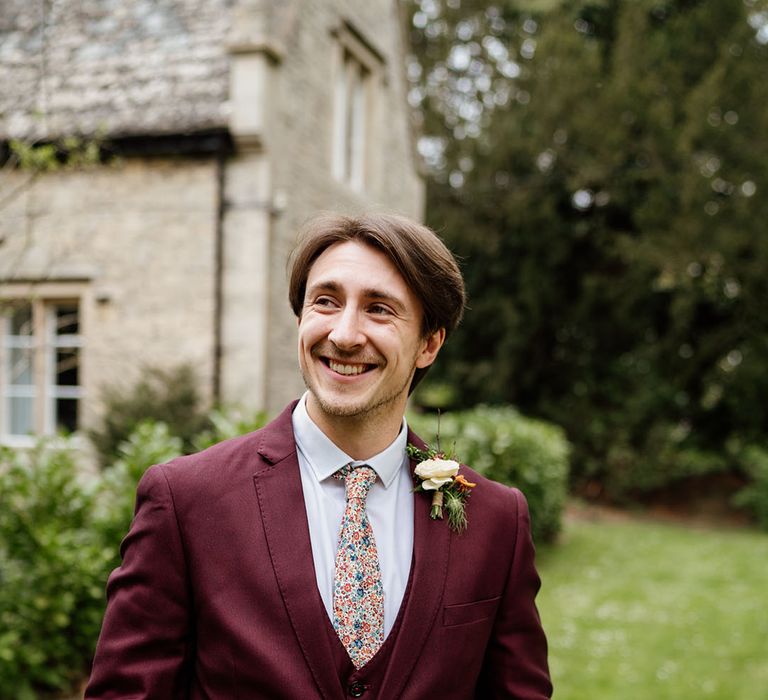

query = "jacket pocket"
[442,596,501,628]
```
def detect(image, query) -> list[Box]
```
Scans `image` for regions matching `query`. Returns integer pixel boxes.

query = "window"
[1,299,82,440]
[333,49,370,189]
[331,22,384,191]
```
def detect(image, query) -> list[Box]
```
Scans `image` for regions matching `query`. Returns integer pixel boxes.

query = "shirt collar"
[292,392,408,489]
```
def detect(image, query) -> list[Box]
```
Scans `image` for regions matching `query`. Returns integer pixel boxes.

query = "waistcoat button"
[349,681,366,697]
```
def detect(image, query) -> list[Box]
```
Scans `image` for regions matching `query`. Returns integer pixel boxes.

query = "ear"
[415,328,446,369]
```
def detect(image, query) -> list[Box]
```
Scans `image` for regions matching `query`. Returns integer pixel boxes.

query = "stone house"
[0,0,424,444]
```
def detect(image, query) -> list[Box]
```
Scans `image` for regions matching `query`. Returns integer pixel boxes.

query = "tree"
[406,0,768,500]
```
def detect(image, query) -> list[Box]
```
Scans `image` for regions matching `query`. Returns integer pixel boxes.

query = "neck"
[305,397,406,460]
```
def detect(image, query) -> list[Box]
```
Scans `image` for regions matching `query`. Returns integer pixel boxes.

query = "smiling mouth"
[323,358,375,376]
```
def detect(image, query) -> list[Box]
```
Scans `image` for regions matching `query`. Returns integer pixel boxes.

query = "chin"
[314,393,374,419]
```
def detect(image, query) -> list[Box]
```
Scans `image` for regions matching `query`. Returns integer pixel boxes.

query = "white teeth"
[329,361,367,376]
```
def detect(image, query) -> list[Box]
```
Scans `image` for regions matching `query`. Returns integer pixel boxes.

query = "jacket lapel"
[252,404,343,700]
[378,430,452,699]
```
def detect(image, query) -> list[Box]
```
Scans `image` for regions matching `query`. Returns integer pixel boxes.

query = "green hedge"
[0,442,110,698]
[88,364,212,466]
[0,412,266,698]
[408,405,570,543]
[732,445,768,531]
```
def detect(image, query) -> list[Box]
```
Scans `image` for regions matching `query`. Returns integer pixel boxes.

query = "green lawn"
[535,513,768,700]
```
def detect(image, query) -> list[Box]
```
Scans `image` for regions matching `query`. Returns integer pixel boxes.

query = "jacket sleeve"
[476,488,553,699]
[85,465,194,699]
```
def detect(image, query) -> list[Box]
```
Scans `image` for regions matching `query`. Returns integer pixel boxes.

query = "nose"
[328,306,365,350]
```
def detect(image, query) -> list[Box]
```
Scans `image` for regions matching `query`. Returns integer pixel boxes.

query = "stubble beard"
[301,362,415,424]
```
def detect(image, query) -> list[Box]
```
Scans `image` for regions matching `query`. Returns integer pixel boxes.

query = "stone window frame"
[0,283,86,446]
[330,20,386,192]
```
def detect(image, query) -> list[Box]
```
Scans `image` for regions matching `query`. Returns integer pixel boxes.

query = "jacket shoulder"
[147,401,298,490]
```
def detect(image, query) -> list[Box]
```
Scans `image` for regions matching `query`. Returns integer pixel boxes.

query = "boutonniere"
[407,442,476,533]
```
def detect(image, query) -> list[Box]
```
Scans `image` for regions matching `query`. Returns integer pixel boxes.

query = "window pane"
[9,304,33,336]
[333,43,373,188]
[55,304,79,336]
[9,396,34,435]
[344,54,355,181]
[333,51,349,181]
[49,303,81,434]
[55,347,79,386]
[55,398,78,433]
[350,64,366,187]
[10,347,34,385]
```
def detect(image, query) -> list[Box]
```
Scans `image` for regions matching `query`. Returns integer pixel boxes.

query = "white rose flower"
[414,458,460,490]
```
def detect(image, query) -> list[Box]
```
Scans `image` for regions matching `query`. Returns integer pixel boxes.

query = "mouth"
[322,358,376,376]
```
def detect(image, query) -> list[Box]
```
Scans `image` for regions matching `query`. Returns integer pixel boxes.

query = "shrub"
[0,407,265,697]
[408,406,570,542]
[732,445,768,531]
[0,424,183,698]
[0,441,112,697]
[596,422,730,502]
[88,364,211,465]
[192,408,268,452]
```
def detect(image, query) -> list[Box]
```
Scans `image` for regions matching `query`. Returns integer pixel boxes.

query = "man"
[86,212,552,699]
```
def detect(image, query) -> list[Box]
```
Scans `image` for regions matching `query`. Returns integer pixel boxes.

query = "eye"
[368,303,393,316]
[312,296,338,309]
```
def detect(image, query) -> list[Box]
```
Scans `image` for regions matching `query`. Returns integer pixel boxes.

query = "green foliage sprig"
[10,137,102,172]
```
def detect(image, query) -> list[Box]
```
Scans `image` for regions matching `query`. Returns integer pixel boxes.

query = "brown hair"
[288,212,466,392]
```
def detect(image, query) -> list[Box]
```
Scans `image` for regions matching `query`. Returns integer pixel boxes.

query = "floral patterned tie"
[332,464,384,669]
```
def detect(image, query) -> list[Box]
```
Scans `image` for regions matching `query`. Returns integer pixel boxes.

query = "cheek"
[298,316,327,350]
[396,329,428,359]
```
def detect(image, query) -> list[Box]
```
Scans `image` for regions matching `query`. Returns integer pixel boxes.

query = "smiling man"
[86,213,552,699]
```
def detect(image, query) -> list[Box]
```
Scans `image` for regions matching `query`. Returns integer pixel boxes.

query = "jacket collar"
[253,401,343,699]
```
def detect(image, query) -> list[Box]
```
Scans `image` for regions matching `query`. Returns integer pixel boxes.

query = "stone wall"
[0,157,219,431]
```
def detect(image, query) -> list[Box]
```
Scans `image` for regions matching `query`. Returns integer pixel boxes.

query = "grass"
[535,512,768,700]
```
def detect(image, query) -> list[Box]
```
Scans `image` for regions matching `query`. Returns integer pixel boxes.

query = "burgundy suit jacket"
[86,402,551,699]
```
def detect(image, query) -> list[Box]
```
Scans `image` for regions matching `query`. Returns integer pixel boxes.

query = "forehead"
[306,240,408,292]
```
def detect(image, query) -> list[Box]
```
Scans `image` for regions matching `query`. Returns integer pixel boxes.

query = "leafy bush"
[596,422,730,502]
[0,441,111,697]
[192,408,268,452]
[409,406,570,542]
[732,445,768,531]
[0,405,269,697]
[88,364,212,466]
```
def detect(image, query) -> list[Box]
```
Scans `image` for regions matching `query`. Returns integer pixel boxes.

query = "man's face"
[298,240,444,425]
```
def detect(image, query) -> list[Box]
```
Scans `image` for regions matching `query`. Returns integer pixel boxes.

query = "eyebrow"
[306,280,408,313]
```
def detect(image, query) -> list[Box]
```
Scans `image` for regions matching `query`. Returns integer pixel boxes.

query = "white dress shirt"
[291,393,415,639]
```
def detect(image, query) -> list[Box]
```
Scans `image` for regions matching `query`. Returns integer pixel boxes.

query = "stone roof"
[0,0,239,141]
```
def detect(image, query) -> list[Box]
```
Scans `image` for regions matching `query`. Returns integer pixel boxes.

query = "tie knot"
[335,464,377,501]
